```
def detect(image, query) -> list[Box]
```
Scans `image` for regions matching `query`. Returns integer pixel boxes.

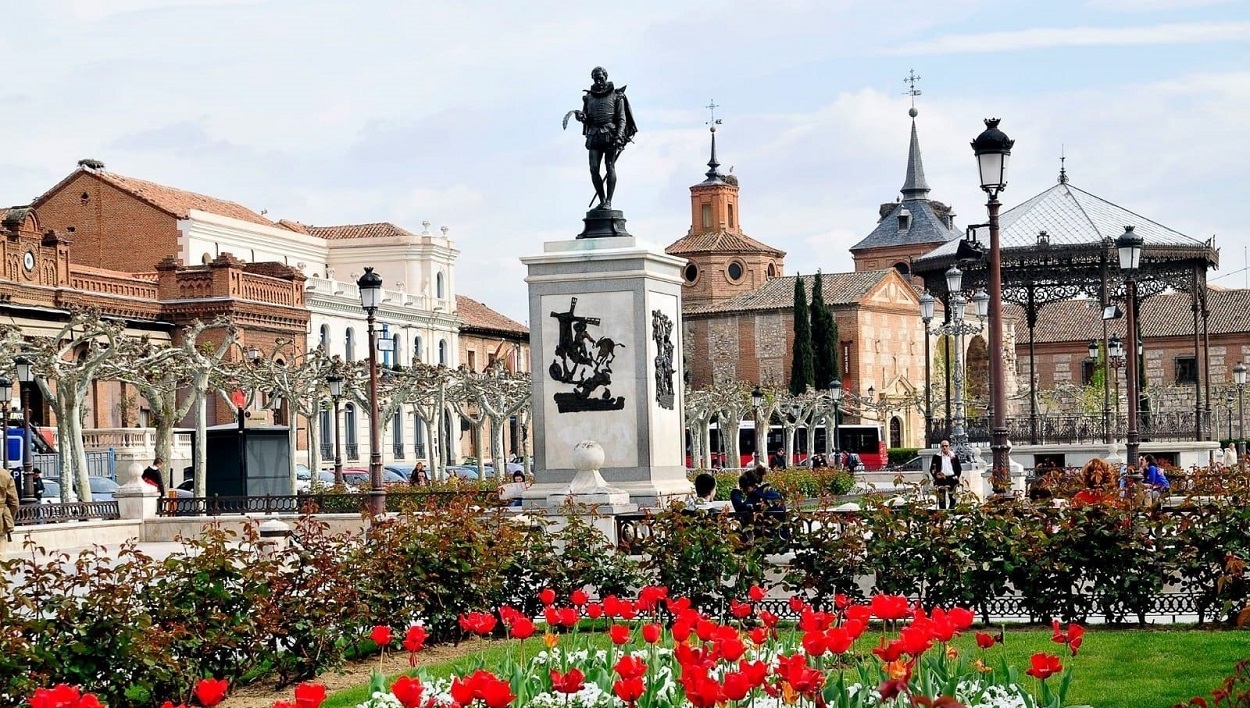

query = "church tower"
[665,115,785,310]
[850,100,961,280]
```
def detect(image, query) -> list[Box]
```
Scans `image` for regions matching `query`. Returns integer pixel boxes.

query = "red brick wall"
[36,172,180,272]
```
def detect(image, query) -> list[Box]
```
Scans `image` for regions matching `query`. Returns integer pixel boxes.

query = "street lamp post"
[1235,362,1247,459]
[829,380,842,467]
[751,385,763,468]
[327,373,345,487]
[1088,339,1105,441]
[919,291,935,442]
[1,376,10,500]
[1117,225,1144,467]
[1226,394,1235,443]
[357,267,386,515]
[15,356,35,503]
[972,118,1014,495]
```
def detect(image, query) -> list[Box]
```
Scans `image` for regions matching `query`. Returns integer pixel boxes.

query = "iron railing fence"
[926,411,1216,447]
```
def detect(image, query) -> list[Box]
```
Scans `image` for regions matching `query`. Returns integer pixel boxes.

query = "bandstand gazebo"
[912,172,1219,454]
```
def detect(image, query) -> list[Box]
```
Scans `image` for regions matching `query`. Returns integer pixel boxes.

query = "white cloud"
[888,21,1250,55]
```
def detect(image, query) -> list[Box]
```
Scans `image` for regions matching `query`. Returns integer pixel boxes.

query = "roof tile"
[305,222,419,240]
[666,230,785,257]
[685,270,893,315]
[456,295,528,337]
[1009,287,1250,343]
[93,170,274,226]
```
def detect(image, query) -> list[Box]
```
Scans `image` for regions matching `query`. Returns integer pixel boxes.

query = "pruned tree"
[777,389,821,465]
[684,387,716,470]
[0,310,122,501]
[107,317,237,490]
[710,381,752,469]
[406,364,455,479]
[460,362,531,480]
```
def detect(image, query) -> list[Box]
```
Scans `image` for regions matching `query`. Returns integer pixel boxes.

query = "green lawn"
[323,628,1246,708]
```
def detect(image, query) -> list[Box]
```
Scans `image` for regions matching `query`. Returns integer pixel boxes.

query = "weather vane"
[706,99,722,131]
[904,69,922,108]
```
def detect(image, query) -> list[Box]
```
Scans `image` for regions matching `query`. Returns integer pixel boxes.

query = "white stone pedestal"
[113,461,160,520]
[522,236,692,508]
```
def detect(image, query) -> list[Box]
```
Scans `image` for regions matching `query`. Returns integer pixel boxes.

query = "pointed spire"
[900,107,930,199]
[705,126,722,181]
[1058,147,1069,184]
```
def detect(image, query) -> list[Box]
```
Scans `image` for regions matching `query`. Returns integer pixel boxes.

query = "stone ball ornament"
[572,439,605,473]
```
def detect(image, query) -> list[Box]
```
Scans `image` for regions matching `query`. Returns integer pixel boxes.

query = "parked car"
[385,464,415,482]
[40,479,62,504]
[341,468,407,488]
[88,477,120,501]
[888,456,925,472]
[295,468,337,492]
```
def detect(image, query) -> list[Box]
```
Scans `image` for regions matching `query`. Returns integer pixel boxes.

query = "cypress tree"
[790,275,815,394]
[810,270,839,390]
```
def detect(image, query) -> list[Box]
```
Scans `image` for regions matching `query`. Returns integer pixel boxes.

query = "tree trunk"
[152,393,176,488]
[304,411,320,475]
[194,391,208,497]
[68,398,92,503]
[784,426,797,466]
[489,416,505,481]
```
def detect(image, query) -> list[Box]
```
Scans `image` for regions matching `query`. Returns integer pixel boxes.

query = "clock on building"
[23,251,35,272]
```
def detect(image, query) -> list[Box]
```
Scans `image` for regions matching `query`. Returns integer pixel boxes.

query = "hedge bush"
[888,447,921,466]
[694,467,855,502]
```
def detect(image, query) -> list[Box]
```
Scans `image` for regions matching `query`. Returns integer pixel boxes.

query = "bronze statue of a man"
[567,66,637,210]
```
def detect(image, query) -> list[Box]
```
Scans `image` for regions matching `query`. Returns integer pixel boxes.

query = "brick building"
[456,294,531,463]
[666,127,928,448]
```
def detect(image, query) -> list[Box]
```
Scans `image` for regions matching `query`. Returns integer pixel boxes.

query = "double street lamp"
[14,356,35,503]
[357,267,386,515]
[1116,225,1145,466]
[1107,335,1127,436]
[920,269,988,467]
[971,118,1014,494]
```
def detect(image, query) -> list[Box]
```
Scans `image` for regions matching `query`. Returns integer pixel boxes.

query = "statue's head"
[591,66,608,87]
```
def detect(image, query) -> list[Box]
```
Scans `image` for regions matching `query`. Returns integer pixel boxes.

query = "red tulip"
[459,611,497,636]
[844,604,872,625]
[739,659,768,687]
[510,616,536,639]
[390,677,424,708]
[870,594,910,621]
[160,702,188,708]
[585,602,603,619]
[748,584,766,602]
[637,585,668,611]
[801,630,828,657]
[947,606,975,630]
[975,632,997,649]
[878,679,907,701]
[899,623,933,657]
[695,619,719,642]
[615,654,648,679]
[31,685,82,708]
[758,609,779,628]
[479,675,516,708]
[570,589,589,606]
[842,618,866,640]
[613,677,645,705]
[826,626,854,654]
[872,638,906,663]
[798,608,833,632]
[683,674,722,708]
[834,593,850,609]
[539,587,557,605]
[671,620,693,643]
[748,626,769,645]
[403,626,428,654]
[642,623,662,643]
[557,607,579,627]
[1068,625,1085,656]
[729,599,753,619]
[773,654,824,696]
[370,625,393,648]
[788,595,807,613]
[450,676,476,706]
[666,596,692,614]
[609,623,631,645]
[194,678,230,707]
[722,672,751,701]
[550,668,586,694]
[717,636,747,662]
[1026,653,1063,680]
[294,682,328,708]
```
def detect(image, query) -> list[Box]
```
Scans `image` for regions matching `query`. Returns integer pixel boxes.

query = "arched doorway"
[889,416,903,448]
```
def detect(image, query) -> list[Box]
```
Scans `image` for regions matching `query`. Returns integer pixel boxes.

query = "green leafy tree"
[810,270,839,390]
[790,275,815,394]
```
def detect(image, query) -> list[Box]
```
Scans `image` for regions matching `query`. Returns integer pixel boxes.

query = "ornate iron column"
[357,267,386,516]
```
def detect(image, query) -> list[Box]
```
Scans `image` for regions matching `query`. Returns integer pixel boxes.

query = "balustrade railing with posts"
[346,443,359,460]
[15,501,121,525]
[157,490,498,516]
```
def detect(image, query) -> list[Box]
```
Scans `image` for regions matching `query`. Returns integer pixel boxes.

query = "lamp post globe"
[1234,362,1247,387]
[919,291,935,323]
[1109,336,1124,360]
[1088,340,1099,361]
[1116,226,1144,274]
[751,385,763,410]
[972,289,990,320]
[971,118,1014,196]
[356,266,386,515]
[944,265,963,294]
[14,356,32,384]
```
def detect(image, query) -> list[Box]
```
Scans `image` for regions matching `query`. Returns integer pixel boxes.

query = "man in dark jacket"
[929,440,962,509]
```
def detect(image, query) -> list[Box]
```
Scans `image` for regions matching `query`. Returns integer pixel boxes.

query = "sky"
[3,0,1249,324]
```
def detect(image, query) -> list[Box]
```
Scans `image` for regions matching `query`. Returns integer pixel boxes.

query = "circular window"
[727,262,744,281]
[684,263,699,283]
